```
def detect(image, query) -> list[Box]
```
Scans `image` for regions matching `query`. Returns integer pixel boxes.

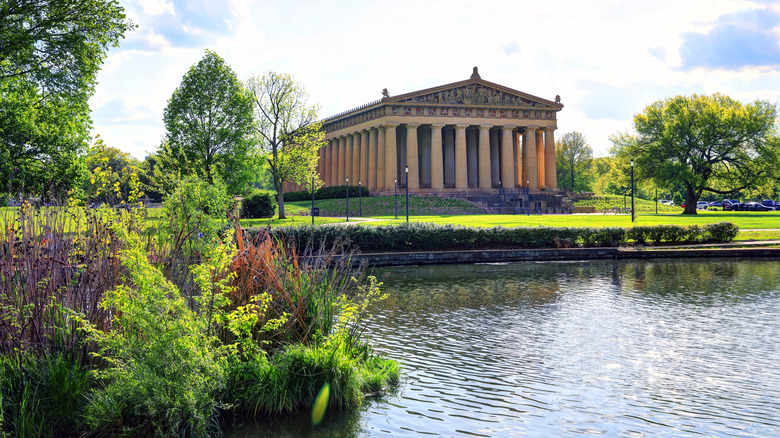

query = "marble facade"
[286,67,563,195]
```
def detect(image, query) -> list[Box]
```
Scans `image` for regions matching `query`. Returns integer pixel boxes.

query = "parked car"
[696,201,709,210]
[747,202,775,211]
[760,200,776,208]
[709,201,723,208]
[724,200,742,211]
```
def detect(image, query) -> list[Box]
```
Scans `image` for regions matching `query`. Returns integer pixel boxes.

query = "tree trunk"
[682,186,698,215]
[277,189,286,219]
[570,166,575,191]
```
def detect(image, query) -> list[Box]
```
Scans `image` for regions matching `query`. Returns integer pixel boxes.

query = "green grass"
[5,200,780,236]
[574,194,681,213]
[361,211,780,229]
[734,230,780,241]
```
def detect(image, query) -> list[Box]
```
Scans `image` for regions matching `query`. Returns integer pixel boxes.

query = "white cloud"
[92,0,780,160]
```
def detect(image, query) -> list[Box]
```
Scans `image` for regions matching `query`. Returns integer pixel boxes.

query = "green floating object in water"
[311,382,330,426]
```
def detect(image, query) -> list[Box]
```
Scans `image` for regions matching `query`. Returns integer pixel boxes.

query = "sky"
[89,0,780,160]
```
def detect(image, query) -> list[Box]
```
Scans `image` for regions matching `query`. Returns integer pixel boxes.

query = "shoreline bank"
[354,241,780,267]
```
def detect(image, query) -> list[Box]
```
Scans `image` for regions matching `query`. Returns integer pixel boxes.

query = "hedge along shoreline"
[247,221,740,253]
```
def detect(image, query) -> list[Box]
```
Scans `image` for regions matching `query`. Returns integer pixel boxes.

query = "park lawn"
[363,211,780,229]
[733,230,780,241]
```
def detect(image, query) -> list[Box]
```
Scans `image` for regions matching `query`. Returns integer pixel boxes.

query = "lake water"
[228,258,780,437]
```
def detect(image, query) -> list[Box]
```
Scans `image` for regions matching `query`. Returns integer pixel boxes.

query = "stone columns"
[430,124,444,190]
[478,125,491,189]
[536,129,545,189]
[360,130,369,187]
[344,135,352,184]
[501,126,515,189]
[524,127,538,190]
[384,124,398,189]
[368,128,378,191]
[514,130,523,187]
[406,123,420,189]
[455,124,468,189]
[337,136,346,185]
[545,127,557,190]
[351,133,360,184]
[377,126,386,190]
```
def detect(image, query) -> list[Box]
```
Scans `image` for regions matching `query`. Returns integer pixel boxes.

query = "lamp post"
[358,180,362,217]
[394,178,398,219]
[345,177,349,222]
[405,165,409,223]
[630,159,635,222]
[311,172,315,226]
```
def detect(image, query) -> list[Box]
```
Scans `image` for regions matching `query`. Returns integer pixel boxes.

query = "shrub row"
[285,185,370,202]
[258,223,626,252]
[256,221,739,253]
[625,222,739,244]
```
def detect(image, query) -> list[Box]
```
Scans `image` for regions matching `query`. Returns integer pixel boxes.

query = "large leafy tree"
[614,94,779,214]
[247,71,324,219]
[0,0,134,199]
[555,131,594,193]
[163,50,255,195]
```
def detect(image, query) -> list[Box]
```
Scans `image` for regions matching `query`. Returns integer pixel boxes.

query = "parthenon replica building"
[310,67,563,205]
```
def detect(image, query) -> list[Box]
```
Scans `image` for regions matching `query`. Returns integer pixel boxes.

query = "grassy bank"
[360,211,780,229]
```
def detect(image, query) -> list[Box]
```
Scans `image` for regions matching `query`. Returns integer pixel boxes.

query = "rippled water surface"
[228,259,780,437]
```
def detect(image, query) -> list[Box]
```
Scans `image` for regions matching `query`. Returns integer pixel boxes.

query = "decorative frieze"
[324,106,556,133]
[400,84,545,107]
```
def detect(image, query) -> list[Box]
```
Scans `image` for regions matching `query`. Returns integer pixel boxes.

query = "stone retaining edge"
[352,247,780,267]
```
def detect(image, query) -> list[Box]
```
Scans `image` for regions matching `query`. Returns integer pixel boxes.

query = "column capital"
[382,122,400,128]
[430,123,446,128]
[405,122,421,128]
[478,124,492,130]
[455,124,469,129]
[525,126,539,132]
[544,126,558,132]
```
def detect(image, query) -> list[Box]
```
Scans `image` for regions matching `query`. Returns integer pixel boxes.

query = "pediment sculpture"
[399,84,548,107]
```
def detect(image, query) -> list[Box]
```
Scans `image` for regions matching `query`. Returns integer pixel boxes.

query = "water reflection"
[228,258,780,437]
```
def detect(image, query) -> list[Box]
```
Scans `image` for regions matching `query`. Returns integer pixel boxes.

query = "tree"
[0,77,88,199]
[613,94,779,214]
[0,0,133,199]
[163,50,255,195]
[555,131,594,193]
[82,135,142,206]
[246,71,324,219]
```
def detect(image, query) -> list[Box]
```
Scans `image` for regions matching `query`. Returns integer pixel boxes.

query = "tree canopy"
[247,71,324,219]
[0,0,133,199]
[163,50,255,195]
[613,93,779,214]
[555,131,594,193]
[81,135,142,206]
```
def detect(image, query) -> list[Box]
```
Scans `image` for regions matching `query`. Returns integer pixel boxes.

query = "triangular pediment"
[385,78,562,110]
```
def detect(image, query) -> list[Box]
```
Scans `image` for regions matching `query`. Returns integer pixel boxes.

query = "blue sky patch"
[679,7,780,70]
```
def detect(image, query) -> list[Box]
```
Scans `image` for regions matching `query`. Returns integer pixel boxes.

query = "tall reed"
[0,205,141,361]
[229,226,362,349]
